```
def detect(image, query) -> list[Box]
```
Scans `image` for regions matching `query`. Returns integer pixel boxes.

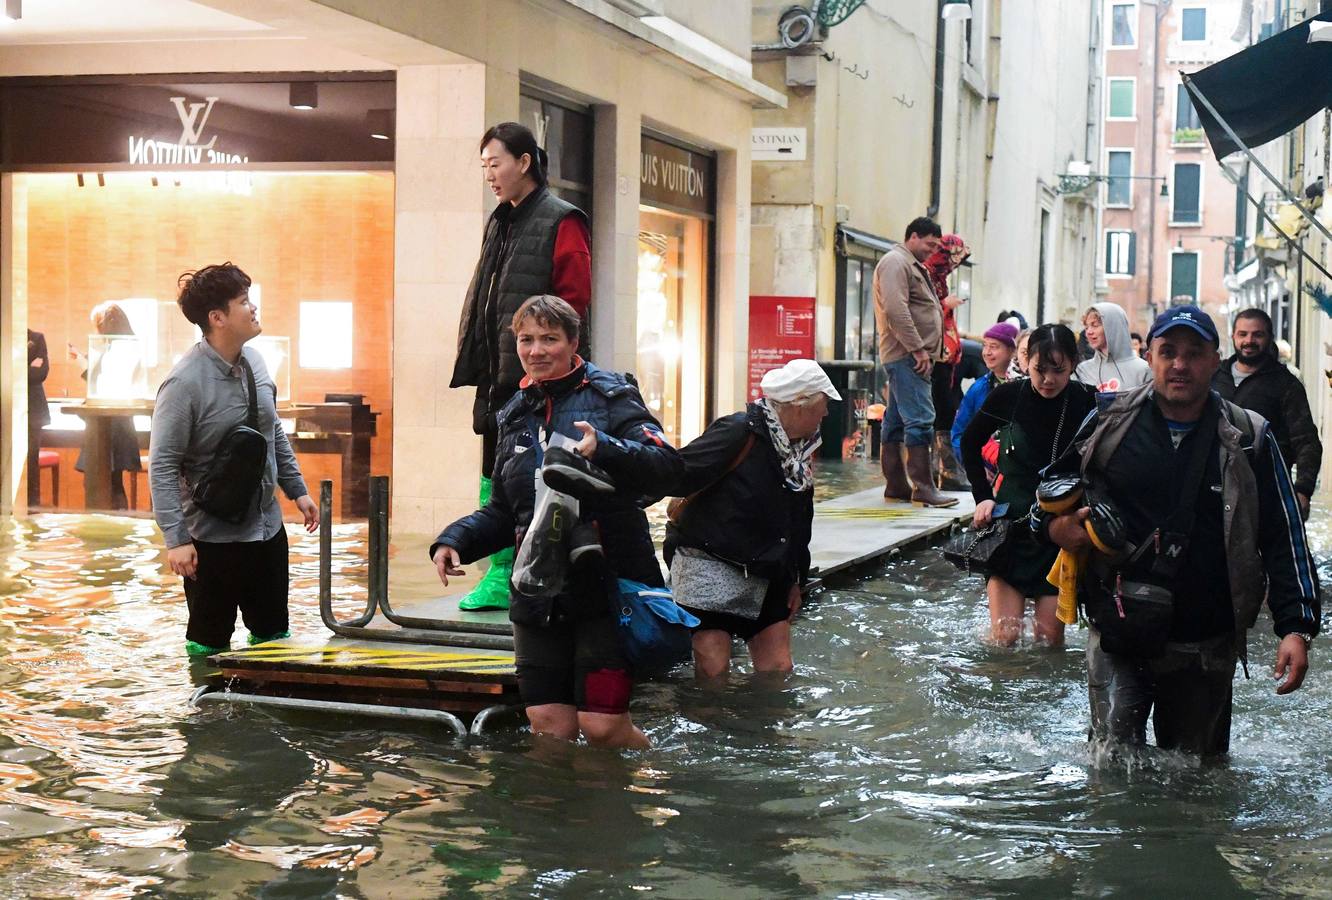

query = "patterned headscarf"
[758,399,821,492]
[923,234,970,366]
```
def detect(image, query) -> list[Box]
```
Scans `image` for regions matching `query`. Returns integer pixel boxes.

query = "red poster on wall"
[747,295,817,401]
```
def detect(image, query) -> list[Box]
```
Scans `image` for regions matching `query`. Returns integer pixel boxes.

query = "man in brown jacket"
[874,216,957,507]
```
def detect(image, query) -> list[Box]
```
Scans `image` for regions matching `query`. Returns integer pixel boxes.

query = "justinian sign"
[751,127,807,161]
[0,75,395,170]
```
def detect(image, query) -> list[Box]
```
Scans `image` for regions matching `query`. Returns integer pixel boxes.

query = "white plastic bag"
[511,432,581,598]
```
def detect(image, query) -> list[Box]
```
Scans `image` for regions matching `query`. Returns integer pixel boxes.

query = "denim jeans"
[1085,628,1236,757]
[881,356,937,447]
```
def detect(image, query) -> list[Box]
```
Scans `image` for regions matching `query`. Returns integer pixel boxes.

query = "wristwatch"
[1291,632,1315,648]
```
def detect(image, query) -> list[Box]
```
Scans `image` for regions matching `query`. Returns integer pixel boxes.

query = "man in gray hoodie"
[1076,302,1152,393]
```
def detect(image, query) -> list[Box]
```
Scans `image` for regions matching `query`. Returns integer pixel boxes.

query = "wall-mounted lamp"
[5,0,20,22]
[289,82,318,110]
[1057,167,1169,198]
[366,109,393,141]
[941,0,972,21]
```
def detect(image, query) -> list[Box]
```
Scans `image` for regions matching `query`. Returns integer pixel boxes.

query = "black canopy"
[1189,10,1332,159]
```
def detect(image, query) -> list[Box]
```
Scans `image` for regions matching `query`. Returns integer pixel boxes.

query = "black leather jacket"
[664,404,814,590]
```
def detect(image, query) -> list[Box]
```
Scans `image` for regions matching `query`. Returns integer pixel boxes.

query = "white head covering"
[760,358,841,403]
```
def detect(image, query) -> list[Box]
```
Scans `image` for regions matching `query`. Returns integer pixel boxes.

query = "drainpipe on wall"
[1144,0,1169,314]
[929,0,946,217]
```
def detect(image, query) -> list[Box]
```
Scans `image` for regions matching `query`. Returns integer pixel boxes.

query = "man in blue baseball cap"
[1036,303,1320,759]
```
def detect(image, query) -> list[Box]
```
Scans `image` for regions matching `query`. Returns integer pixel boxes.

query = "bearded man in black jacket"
[1212,308,1322,521]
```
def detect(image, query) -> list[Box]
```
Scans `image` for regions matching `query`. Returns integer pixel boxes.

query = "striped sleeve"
[1256,437,1321,637]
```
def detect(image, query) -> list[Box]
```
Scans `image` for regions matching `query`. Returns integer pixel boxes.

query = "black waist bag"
[1084,572,1174,658]
[191,356,267,523]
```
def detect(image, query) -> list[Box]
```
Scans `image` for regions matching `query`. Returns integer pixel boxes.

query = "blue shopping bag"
[615,579,699,674]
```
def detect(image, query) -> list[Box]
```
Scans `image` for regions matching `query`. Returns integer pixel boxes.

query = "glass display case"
[249,335,292,404]
[85,335,149,404]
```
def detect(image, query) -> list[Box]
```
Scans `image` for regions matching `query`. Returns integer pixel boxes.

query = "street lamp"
[1057,170,1169,197]
[941,0,972,20]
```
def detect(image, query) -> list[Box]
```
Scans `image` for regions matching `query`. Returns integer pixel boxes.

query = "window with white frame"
[1105,230,1136,276]
[1172,162,1202,223]
[1175,84,1202,134]
[1107,78,1136,119]
[1111,3,1136,46]
[1181,7,1206,42]
[1106,150,1133,206]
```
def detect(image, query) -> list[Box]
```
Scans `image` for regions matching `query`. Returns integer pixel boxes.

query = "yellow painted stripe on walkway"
[815,507,946,519]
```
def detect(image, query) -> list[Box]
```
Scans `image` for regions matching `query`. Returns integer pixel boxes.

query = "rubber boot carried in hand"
[459,476,513,611]
[906,443,959,508]
[934,430,971,492]
[881,441,911,502]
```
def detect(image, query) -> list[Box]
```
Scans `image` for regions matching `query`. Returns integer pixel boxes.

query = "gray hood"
[1089,302,1136,362]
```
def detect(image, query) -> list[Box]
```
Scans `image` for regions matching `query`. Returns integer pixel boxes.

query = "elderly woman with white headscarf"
[663,359,837,678]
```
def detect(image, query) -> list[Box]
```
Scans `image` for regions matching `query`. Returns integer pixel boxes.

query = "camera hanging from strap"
[1124,397,1219,580]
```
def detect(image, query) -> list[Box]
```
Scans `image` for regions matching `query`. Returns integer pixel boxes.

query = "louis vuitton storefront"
[0,73,396,517]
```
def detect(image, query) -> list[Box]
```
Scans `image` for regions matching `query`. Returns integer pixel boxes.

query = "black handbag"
[942,517,1014,576]
[190,356,268,523]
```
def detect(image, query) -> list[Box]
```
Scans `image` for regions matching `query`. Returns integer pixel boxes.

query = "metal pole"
[1184,74,1332,248]
[367,474,383,611]
[319,479,332,609]
[193,688,468,737]
[319,478,378,630]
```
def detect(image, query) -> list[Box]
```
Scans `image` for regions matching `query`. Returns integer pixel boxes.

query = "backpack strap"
[1218,398,1267,459]
[666,433,757,525]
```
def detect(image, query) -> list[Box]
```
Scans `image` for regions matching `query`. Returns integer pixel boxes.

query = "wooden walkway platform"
[202,482,974,722]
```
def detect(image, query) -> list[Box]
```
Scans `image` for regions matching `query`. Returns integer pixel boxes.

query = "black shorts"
[512,614,633,714]
[681,580,794,643]
[182,528,290,649]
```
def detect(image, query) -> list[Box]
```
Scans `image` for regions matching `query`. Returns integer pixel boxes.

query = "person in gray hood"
[1076,302,1152,393]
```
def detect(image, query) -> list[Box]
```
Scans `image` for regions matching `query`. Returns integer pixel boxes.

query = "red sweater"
[551,216,592,318]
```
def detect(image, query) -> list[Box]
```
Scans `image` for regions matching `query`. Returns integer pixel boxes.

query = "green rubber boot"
[248,630,291,646]
[458,476,513,611]
[185,640,228,659]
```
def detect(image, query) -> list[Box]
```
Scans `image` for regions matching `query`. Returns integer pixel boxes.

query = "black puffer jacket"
[432,361,681,626]
[663,404,815,591]
[449,187,589,434]
[1213,352,1322,496]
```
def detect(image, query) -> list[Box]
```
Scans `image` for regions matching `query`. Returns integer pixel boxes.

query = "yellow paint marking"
[815,508,947,520]
[218,645,513,671]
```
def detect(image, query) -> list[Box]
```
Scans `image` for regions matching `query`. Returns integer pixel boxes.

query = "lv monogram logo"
[169,96,219,149]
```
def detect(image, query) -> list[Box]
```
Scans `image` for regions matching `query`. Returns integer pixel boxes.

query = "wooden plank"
[221,668,508,695]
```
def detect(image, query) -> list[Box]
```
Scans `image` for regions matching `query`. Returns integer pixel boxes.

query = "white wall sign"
[752,127,807,161]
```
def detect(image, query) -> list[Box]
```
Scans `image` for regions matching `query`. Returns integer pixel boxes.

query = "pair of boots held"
[933,430,971,492]
[881,441,959,508]
[459,475,513,611]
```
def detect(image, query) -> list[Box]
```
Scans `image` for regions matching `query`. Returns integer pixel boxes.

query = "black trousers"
[183,528,290,648]
[27,422,43,506]
[931,362,961,431]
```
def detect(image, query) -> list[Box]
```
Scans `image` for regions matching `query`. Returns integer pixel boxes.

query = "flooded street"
[3,466,1331,897]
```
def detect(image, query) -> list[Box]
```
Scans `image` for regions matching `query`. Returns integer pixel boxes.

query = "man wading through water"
[150,264,319,658]
[1040,306,1320,758]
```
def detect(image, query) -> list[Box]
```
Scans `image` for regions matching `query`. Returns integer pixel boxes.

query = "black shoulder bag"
[1083,401,1218,658]
[190,356,268,523]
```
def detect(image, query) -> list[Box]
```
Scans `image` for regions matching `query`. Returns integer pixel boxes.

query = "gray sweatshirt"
[149,340,308,549]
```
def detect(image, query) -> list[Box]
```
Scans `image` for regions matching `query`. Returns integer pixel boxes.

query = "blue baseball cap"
[1147,305,1218,347]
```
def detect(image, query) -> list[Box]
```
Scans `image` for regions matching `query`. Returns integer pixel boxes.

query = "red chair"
[37,450,59,507]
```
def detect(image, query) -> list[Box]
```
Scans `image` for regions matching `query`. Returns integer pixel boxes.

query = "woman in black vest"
[450,122,592,610]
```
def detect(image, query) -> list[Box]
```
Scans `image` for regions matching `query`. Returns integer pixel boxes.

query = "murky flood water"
[3,462,1331,897]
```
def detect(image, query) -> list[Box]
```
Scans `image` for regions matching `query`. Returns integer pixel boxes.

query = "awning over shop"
[837,225,895,256]
[1189,10,1332,159]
